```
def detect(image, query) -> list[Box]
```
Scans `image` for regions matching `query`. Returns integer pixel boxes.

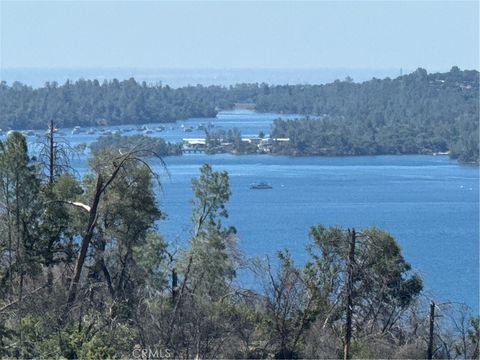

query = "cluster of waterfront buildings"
[182,136,290,153]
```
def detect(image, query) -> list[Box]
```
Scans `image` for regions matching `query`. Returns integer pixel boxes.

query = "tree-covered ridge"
[268,67,479,162]
[0,67,478,162]
[0,79,222,129]
[270,112,479,163]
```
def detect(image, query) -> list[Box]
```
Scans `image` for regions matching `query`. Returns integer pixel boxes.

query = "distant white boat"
[72,126,82,134]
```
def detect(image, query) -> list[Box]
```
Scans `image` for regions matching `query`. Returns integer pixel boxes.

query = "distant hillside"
[267,67,479,163]
[0,67,478,162]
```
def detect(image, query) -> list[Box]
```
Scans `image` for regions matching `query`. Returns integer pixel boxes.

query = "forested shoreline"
[90,133,182,157]
[0,130,478,359]
[1,67,478,163]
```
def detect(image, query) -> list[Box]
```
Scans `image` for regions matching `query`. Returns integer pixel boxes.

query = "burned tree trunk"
[427,301,435,360]
[343,228,356,360]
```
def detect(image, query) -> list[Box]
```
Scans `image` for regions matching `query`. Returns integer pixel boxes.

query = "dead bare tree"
[35,120,78,184]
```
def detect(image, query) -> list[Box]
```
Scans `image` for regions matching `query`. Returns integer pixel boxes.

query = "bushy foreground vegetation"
[0,132,478,359]
[0,67,478,163]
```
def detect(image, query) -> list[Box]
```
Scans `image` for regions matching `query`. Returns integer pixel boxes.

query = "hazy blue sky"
[1,1,478,71]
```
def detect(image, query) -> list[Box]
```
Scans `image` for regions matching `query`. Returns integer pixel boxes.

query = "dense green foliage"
[1,67,478,162]
[270,112,478,162]
[0,132,477,359]
[90,133,182,157]
[269,68,478,162]
[0,79,221,129]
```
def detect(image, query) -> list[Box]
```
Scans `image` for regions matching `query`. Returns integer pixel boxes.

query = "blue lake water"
[8,111,479,312]
[158,153,479,311]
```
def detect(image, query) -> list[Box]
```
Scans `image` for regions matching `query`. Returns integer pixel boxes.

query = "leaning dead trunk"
[61,147,161,320]
[63,175,103,319]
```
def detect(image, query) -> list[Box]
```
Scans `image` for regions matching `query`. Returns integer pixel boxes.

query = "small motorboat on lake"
[250,182,273,190]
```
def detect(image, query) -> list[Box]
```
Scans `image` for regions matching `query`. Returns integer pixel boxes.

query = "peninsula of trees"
[90,133,182,157]
[1,67,478,162]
